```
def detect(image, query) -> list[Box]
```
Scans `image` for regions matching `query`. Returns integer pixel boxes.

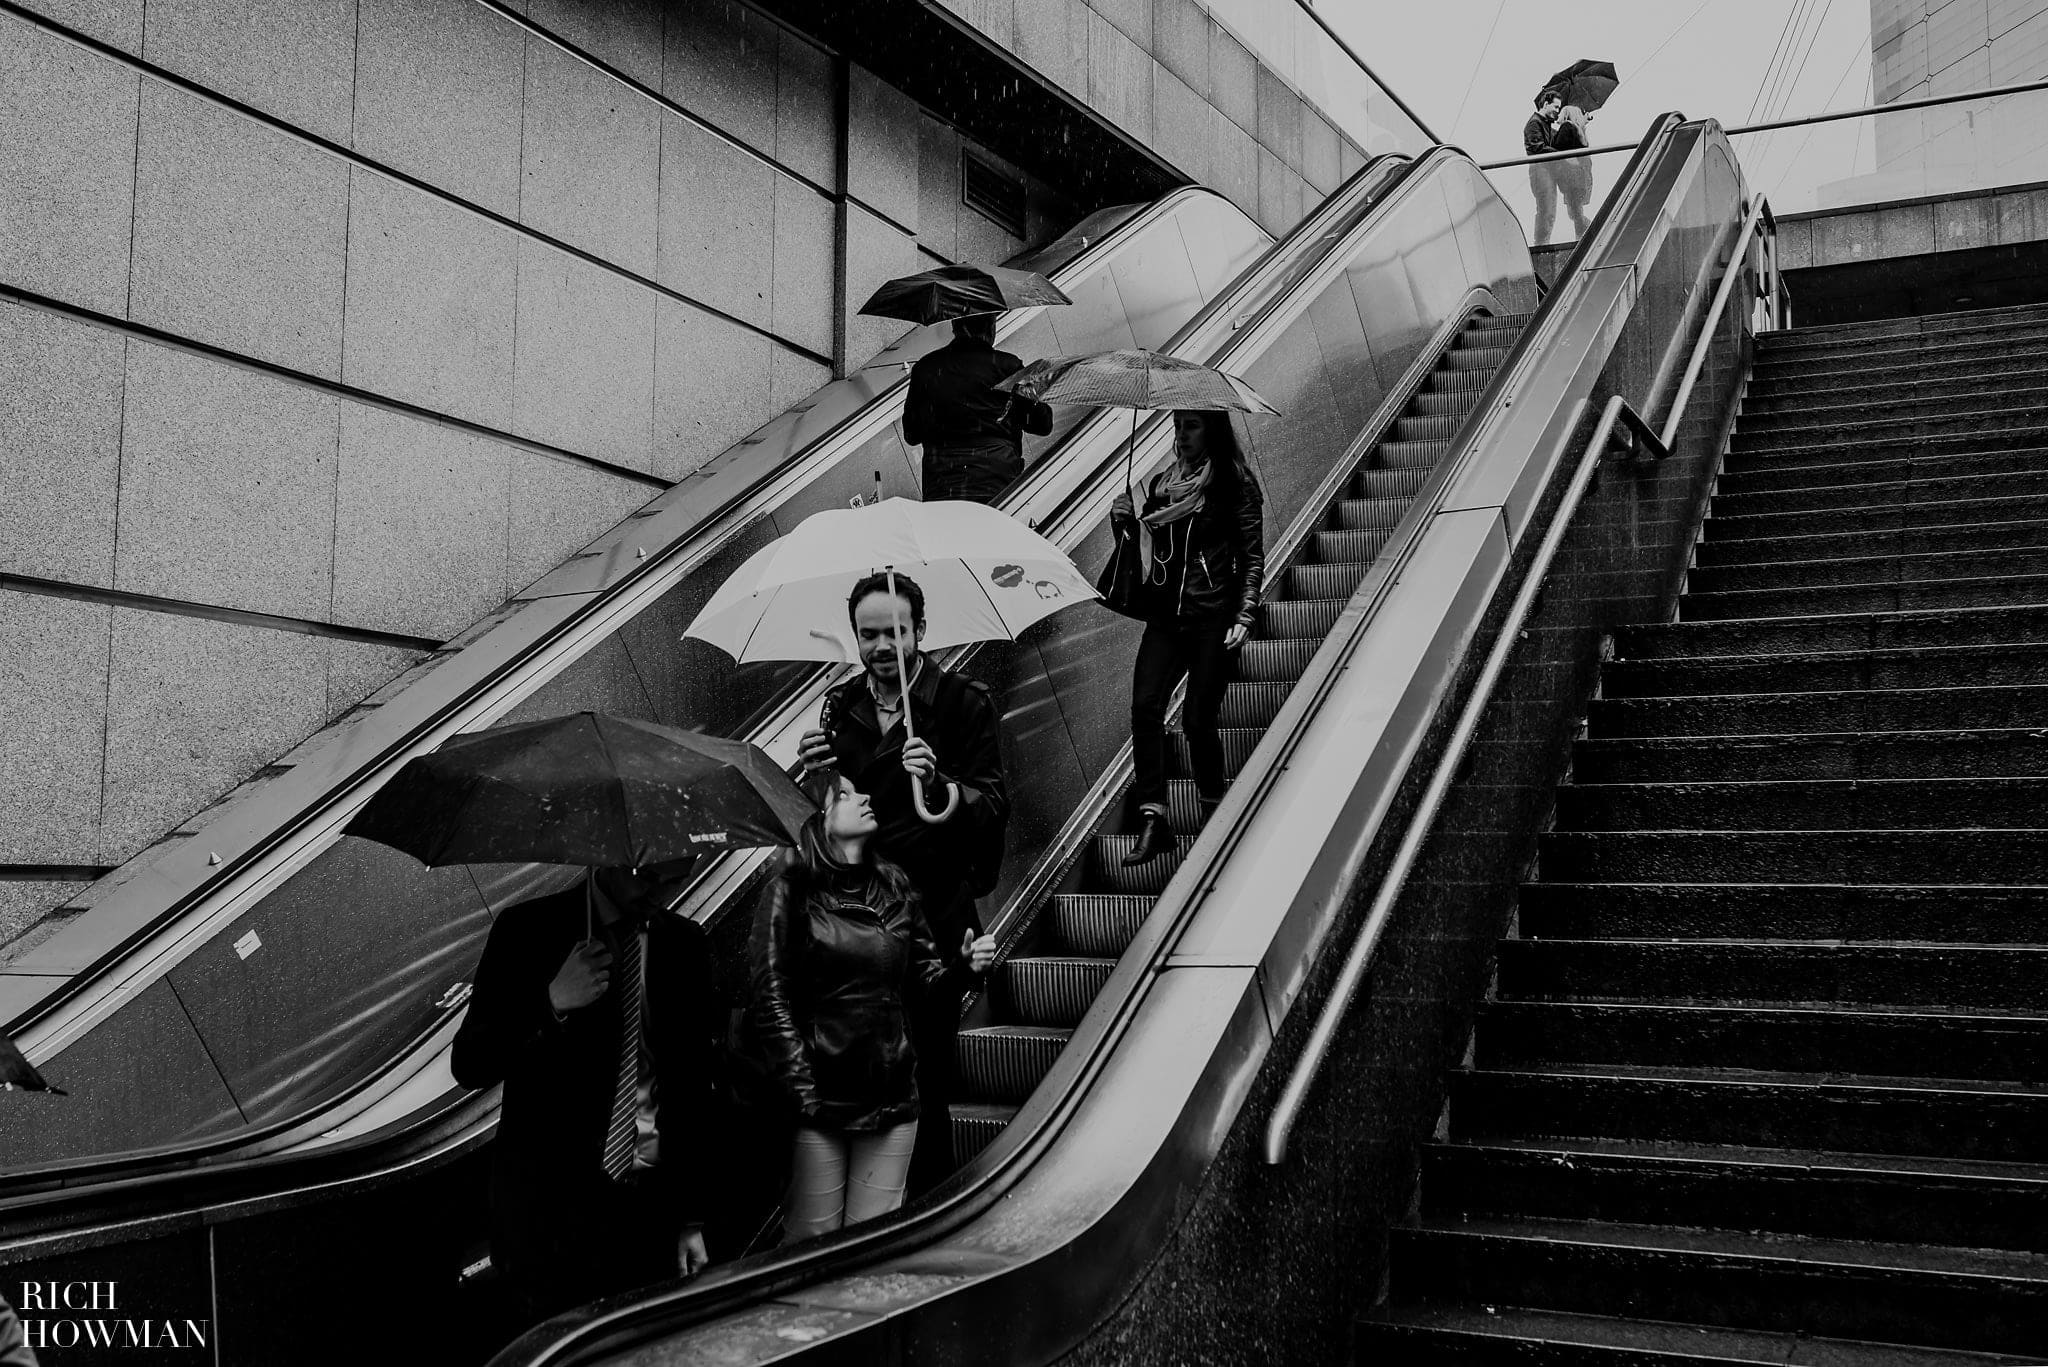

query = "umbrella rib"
[588,714,631,869]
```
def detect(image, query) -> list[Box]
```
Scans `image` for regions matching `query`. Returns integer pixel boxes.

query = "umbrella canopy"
[858,264,1072,325]
[995,349,1279,415]
[0,1037,62,1095]
[344,713,815,869]
[1543,59,1620,114]
[686,497,1096,664]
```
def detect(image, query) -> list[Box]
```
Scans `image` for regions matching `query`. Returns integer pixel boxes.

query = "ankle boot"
[1121,808,1178,866]
[1197,794,1222,824]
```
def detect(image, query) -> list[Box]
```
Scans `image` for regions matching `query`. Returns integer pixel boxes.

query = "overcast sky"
[1318,0,1879,211]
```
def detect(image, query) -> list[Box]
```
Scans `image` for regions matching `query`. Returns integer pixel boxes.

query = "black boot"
[1197,794,1222,824]
[1121,808,1178,866]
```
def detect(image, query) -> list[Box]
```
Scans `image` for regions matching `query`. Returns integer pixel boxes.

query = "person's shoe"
[1197,794,1222,823]
[1120,808,1177,866]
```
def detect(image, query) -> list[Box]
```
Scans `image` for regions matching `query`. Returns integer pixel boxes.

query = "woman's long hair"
[785,772,917,912]
[1182,409,1263,514]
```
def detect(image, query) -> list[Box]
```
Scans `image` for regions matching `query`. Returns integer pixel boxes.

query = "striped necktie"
[600,928,644,1181]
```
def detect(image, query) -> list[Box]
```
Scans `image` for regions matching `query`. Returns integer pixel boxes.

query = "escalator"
[0,146,1520,1359]
[487,112,1768,1367]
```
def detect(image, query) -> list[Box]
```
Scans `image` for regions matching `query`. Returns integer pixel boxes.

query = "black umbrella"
[858,263,1072,325]
[1543,59,1620,114]
[344,712,815,871]
[0,1037,62,1095]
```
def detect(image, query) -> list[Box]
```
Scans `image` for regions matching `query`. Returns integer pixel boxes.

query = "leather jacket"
[748,864,972,1131]
[1110,457,1267,629]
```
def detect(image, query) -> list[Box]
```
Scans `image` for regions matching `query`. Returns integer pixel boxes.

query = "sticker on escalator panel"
[234,929,261,960]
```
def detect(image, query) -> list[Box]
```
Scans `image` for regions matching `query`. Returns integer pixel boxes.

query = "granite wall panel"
[653,296,779,481]
[0,17,138,316]
[1212,105,1260,214]
[506,450,652,595]
[22,0,141,51]
[1208,23,1258,135]
[843,204,921,367]
[1014,0,1089,101]
[524,0,665,89]
[351,0,525,219]
[0,304,126,587]
[1091,0,1151,48]
[100,608,330,862]
[1154,0,1209,97]
[519,38,661,276]
[113,343,341,621]
[511,240,657,471]
[663,0,778,153]
[772,172,836,359]
[1087,9,1153,145]
[340,169,518,429]
[326,637,428,723]
[849,65,922,232]
[130,83,349,378]
[330,406,512,640]
[918,116,964,263]
[656,113,775,331]
[0,592,111,865]
[140,0,358,145]
[776,28,838,189]
[1153,62,1211,190]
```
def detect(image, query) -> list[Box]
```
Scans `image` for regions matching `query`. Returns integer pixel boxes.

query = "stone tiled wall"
[1776,179,2048,267]
[934,0,1373,236]
[0,0,1076,944]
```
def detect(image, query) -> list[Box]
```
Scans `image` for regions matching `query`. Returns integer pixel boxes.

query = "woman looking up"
[1111,409,1267,867]
[749,775,997,1241]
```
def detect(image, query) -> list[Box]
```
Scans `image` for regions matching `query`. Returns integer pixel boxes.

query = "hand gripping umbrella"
[858,263,1072,326]
[684,494,1097,821]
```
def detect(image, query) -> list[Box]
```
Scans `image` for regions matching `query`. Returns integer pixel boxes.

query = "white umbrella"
[684,497,1098,819]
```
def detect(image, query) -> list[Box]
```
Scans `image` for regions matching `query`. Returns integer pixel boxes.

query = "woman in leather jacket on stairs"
[1111,410,1267,866]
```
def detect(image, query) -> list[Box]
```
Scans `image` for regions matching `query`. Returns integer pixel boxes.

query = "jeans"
[1130,619,1233,812]
[1527,162,1559,246]
[783,1122,919,1242]
[923,443,1022,505]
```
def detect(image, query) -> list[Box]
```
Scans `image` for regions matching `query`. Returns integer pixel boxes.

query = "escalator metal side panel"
[570,123,1745,1367]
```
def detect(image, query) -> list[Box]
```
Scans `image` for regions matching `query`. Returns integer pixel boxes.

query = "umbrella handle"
[912,774,961,824]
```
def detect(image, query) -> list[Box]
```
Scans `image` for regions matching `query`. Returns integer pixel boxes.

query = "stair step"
[1601,643,2048,696]
[1707,493,2048,542]
[1216,680,1291,728]
[1444,345,1509,372]
[1718,446,2048,492]
[1688,547,2048,594]
[1496,939,2048,1012]
[995,955,1115,1028]
[1425,366,1495,395]
[1260,596,1347,639]
[955,1025,1070,1105]
[1474,1001,2048,1083]
[1767,301,2048,344]
[1748,345,2048,398]
[1618,605,2048,657]
[1424,1137,2048,1253]
[1681,574,2048,620]
[1729,411,2048,458]
[1356,1302,2033,1366]
[1747,369,2048,415]
[1412,389,1484,418]
[1538,828,2048,885]
[1451,1064,2048,1162]
[1045,894,1152,957]
[1395,413,1462,442]
[951,1102,1015,1166]
[1232,637,1320,682]
[1713,470,2048,517]
[1736,387,2048,432]
[1759,322,2048,363]
[1555,777,2048,831]
[1286,559,1369,602]
[1369,441,1449,475]
[1390,1216,2048,1356]
[1589,684,2048,737]
[1519,881,2048,943]
[1694,518,2048,567]
[1089,835,1185,894]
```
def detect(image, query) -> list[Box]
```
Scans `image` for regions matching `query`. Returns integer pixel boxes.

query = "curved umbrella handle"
[912,775,961,824]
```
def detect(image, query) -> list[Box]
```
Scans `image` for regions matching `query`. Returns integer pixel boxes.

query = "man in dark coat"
[797,571,1009,1191]
[904,313,1054,504]
[452,866,723,1322]
[1525,89,1564,246]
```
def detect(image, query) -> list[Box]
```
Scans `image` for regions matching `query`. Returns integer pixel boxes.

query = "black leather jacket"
[748,865,973,1131]
[1110,457,1267,629]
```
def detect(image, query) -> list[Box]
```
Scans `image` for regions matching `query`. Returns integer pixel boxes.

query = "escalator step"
[1262,597,1347,639]
[1412,390,1481,419]
[956,1026,1071,1104]
[1219,680,1293,728]
[1165,727,1265,780]
[1157,779,1215,835]
[1371,442,1449,474]
[1444,345,1509,372]
[1427,367,1494,395]
[999,956,1116,1027]
[1395,414,1462,443]
[1324,500,1408,535]
[1287,560,1369,601]
[1090,836,1187,893]
[1357,465,1436,499]
[1236,637,1321,681]
[951,1103,1015,1166]
[1046,894,1154,957]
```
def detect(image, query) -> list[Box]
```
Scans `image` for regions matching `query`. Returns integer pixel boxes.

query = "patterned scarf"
[1136,457,1211,581]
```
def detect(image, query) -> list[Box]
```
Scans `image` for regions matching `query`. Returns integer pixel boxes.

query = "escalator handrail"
[0,159,1427,1212]
[2,185,1243,1047]
[479,148,1519,1367]
[1265,176,1781,1166]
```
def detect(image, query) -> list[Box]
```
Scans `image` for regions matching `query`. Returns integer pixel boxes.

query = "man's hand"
[798,727,836,773]
[678,1226,710,1278]
[1110,491,1134,520]
[547,939,612,1015]
[1224,623,1250,650]
[902,736,939,784]
[963,929,997,974]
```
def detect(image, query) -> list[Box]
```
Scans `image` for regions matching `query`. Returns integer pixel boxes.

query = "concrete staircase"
[1356,302,2048,1362]
[947,311,1536,1165]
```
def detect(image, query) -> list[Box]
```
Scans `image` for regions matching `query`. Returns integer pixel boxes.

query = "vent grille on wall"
[962,151,1027,237]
